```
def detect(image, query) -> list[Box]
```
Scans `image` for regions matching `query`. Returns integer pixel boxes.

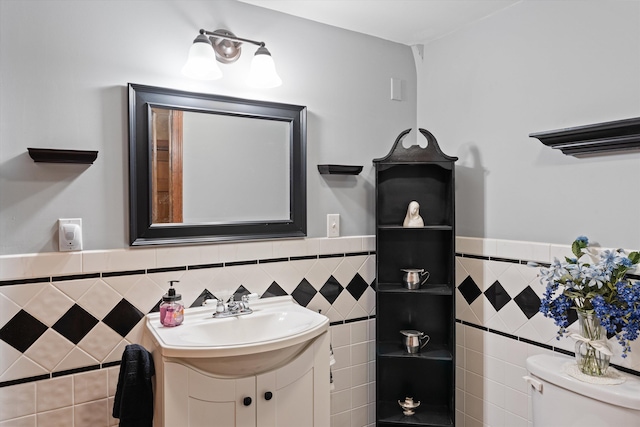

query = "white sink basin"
[145,296,329,376]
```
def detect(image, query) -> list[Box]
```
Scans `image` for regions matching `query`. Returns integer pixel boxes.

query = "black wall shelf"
[28,148,99,164]
[529,117,640,157]
[317,164,363,175]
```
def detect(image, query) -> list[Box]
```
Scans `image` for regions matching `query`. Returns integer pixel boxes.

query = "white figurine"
[403,201,424,227]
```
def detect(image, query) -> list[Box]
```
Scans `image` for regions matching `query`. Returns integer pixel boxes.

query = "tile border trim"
[330,315,376,327]
[455,249,640,378]
[0,251,377,287]
[2,243,635,387]
[0,314,374,388]
[456,319,640,378]
[0,250,375,388]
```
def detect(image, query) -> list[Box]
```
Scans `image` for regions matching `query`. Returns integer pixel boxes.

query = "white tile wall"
[0,237,375,427]
[454,236,640,427]
[0,237,376,282]
[2,236,639,427]
[456,323,551,427]
[329,319,376,427]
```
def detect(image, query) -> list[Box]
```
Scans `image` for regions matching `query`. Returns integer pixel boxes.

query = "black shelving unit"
[373,128,457,426]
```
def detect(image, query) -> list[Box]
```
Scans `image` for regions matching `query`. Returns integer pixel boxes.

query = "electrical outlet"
[327,214,340,238]
[58,218,82,251]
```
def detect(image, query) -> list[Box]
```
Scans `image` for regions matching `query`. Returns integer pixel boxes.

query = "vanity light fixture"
[181,28,282,88]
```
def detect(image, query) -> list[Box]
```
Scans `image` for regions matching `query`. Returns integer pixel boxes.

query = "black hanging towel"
[112,344,155,427]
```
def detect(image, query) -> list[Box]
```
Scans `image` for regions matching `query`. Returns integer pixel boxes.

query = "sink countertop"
[145,295,329,359]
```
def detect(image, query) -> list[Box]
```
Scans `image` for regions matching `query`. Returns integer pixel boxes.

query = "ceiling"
[238,0,520,46]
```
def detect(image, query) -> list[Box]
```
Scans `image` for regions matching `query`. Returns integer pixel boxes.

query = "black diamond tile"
[484,281,512,312]
[53,304,98,344]
[291,279,317,307]
[261,282,288,298]
[514,286,541,320]
[458,276,482,305]
[102,299,144,337]
[149,299,162,313]
[191,289,216,308]
[346,273,368,301]
[319,276,343,305]
[606,321,622,340]
[233,285,251,301]
[567,305,578,327]
[0,310,48,352]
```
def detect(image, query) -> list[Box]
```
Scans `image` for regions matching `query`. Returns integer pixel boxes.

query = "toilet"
[525,354,640,427]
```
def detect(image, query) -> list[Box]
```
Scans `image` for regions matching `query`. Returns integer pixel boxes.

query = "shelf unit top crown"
[373,128,458,164]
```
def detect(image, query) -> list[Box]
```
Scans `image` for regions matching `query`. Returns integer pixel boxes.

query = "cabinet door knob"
[264,391,273,401]
[243,397,252,406]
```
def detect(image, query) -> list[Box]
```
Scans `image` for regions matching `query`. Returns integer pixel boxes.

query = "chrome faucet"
[213,294,253,318]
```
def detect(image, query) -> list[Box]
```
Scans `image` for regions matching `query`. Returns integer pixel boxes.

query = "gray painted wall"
[417,0,640,249]
[4,0,636,255]
[0,0,416,255]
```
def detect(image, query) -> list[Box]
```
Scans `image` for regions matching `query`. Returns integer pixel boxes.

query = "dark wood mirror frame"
[128,83,307,246]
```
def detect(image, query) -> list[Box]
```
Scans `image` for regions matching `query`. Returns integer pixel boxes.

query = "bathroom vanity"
[143,296,330,427]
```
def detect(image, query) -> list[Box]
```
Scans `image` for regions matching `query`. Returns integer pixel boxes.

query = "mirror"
[128,83,307,246]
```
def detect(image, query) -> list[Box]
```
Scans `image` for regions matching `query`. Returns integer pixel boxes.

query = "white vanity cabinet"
[144,296,331,427]
[155,332,330,427]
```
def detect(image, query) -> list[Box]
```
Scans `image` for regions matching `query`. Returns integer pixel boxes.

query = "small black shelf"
[529,117,640,157]
[28,148,98,164]
[378,342,453,361]
[377,283,453,295]
[317,164,363,175]
[377,225,453,231]
[377,402,454,426]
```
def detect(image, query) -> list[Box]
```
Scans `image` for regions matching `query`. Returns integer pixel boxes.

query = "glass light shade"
[181,41,222,80]
[247,46,282,88]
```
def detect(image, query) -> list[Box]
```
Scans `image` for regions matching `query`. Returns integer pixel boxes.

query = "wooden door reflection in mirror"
[151,108,183,223]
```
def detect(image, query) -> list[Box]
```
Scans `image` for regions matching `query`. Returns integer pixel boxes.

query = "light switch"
[327,214,340,238]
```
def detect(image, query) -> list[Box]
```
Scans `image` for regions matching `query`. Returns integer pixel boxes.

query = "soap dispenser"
[160,280,184,327]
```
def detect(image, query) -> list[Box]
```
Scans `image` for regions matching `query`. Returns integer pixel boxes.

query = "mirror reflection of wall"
[151,107,290,225]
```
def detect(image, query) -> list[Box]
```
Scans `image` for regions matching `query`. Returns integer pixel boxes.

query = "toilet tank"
[525,354,640,427]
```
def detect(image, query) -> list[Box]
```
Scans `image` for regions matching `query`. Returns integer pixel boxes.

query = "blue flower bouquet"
[538,236,640,367]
